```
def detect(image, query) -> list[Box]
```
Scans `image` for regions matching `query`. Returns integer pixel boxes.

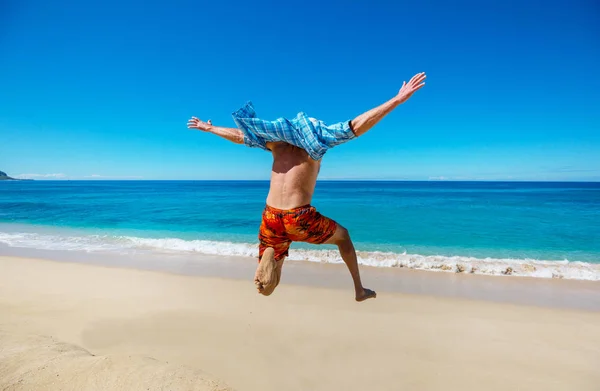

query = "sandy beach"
[1,255,599,391]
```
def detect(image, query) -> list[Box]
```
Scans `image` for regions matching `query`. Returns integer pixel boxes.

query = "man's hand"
[186,117,245,144]
[187,117,213,132]
[396,72,426,104]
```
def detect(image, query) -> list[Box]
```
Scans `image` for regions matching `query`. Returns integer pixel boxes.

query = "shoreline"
[1,255,599,391]
[2,246,600,311]
[1,222,600,282]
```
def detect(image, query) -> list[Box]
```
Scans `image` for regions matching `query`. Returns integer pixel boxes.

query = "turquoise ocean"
[1,180,599,280]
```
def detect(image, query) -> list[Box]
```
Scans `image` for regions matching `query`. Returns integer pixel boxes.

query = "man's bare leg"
[324,225,376,302]
[350,72,426,137]
[254,248,284,296]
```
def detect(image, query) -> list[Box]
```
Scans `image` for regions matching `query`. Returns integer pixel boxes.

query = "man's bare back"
[266,142,320,209]
[187,72,426,301]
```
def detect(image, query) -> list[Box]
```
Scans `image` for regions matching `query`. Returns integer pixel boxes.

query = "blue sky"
[1,0,599,181]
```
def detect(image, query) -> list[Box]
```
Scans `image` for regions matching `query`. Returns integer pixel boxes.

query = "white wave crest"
[1,231,599,281]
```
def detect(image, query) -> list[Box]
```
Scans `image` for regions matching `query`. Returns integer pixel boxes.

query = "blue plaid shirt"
[232,101,356,161]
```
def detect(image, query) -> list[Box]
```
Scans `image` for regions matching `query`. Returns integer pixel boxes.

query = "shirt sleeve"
[313,119,357,148]
[237,120,270,151]
[231,101,270,151]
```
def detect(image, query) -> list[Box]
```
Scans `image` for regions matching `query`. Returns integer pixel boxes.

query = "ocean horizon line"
[4,179,600,183]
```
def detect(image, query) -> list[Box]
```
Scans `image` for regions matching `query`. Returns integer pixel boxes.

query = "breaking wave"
[0,231,599,281]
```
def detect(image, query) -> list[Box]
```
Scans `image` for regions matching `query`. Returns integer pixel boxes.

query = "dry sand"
[1,255,599,391]
[0,332,231,391]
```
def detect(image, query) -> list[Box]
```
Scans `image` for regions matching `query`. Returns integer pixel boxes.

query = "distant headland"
[0,171,32,181]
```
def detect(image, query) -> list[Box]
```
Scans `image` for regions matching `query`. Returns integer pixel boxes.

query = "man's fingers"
[412,82,425,91]
[411,78,425,87]
[412,81,425,88]
[411,72,426,82]
[410,73,426,85]
[401,77,426,93]
[414,73,426,80]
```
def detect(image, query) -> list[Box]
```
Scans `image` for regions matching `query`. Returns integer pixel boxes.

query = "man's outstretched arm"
[187,117,244,144]
[350,72,426,137]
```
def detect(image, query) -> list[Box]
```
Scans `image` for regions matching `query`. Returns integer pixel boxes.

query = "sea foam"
[1,231,599,281]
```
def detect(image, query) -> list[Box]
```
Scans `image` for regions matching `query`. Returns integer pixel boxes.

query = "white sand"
[1,255,599,391]
[0,332,232,390]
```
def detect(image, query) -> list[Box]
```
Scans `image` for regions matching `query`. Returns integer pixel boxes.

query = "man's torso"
[265,142,320,209]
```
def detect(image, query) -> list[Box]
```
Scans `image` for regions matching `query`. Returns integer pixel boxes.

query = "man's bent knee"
[326,224,351,245]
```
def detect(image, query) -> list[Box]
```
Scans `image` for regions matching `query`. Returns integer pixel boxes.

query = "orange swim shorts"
[258,204,338,262]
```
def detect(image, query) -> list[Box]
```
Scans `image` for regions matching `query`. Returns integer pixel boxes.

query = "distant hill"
[0,171,30,181]
[0,171,15,180]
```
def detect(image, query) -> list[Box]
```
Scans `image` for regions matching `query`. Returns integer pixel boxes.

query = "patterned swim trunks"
[258,204,338,262]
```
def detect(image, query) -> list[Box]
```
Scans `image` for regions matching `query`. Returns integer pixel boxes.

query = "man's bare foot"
[254,248,279,296]
[356,288,377,302]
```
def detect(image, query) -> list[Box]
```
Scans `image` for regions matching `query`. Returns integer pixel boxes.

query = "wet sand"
[1,255,599,390]
[2,244,600,311]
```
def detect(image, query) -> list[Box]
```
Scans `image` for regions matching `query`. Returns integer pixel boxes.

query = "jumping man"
[187,72,426,301]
